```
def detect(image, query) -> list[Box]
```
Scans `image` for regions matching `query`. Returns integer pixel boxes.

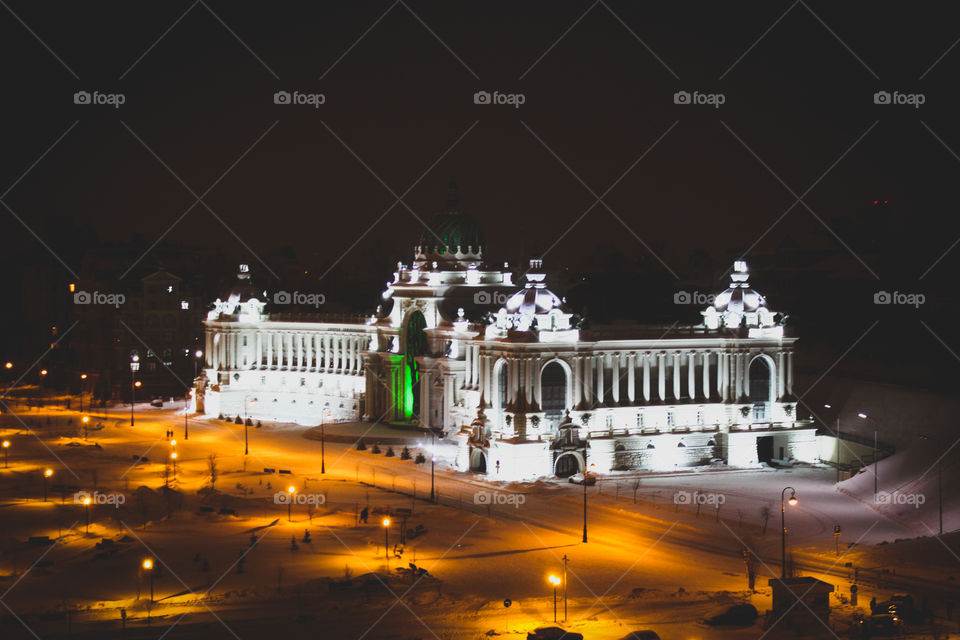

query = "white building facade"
[198,200,816,480]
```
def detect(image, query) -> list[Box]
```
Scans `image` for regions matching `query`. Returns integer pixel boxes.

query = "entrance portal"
[757,436,774,463]
[554,452,582,478]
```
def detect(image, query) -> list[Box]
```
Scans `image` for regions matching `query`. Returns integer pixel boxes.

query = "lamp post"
[857,413,881,497]
[142,558,154,602]
[43,468,53,501]
[83,494,92,535]
[430,430,436,503]
[82,415,90,440]
[582,439,588,543]
[780,487,798,579]
[193,350,203,381]
[548,574,561,622]
[920,434,944,536]
[184,392,190,440]
[382,517,390,559]
[321,413,327,474]
[286,485,295,521]
[2,440,9,468]
[562,554,568,621]
[170,451,178,480]
[79,373,88,413]
[129,356,140,426]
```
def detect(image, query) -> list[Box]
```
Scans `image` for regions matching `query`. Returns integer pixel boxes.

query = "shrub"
[234,416,242,424]
[400,446,411,460]
[385,447,395,457]
[356,439,367,451]
[371,444,382,454]
[415,453,426,465]
[245,418,253,426]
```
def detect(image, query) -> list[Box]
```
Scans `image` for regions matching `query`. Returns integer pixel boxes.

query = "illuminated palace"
[197,190,817,481]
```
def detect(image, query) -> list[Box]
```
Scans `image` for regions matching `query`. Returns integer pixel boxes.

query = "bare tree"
[632,479,640,504]
[760,505,771,535]
[207,454,218,489]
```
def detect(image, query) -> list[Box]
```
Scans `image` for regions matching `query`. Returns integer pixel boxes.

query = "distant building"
[199,185,817,480]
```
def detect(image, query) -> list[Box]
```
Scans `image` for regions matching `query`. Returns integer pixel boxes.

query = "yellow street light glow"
[4,362,12,369]
[81,374,87,380]
[44,468,53,477]
[2,441,9,448]
[82,416,89,423]
[549,574,561,586]
[82,496,91,505]
[170,440,177,446]
[170,452,178,459]
[788,496,798,506]
[287,485,296,494]
[134,381,142,387]
[40,369,47,376]
[142,558,153,570]
[382,517,390,527]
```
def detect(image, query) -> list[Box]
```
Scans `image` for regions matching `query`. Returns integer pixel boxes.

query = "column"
[786,351,793,395]
[643,353,651,402]
[627,353,636,404]
[596,355,605,406]
[611,353,620,405]
[657,352,666,402]
[702,351,710,401]
[688,352,696,401]
[735,352,743,400]
[777,351,785,400]
[672,352,681,401]
[572,356,582,408]
[464,343,472,388]
[533,357,542,408]
[584,356,593,408]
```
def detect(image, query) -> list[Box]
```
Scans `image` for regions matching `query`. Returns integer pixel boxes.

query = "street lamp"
[780,487,798,579]
[548,574,561,622]
[382,517,391,559]
[286,485,295,521]
[857,412,881,497]
[193,350,203,381]
[2,440,9,468]
[142,558,154,602]
[321,413,327,474]
[82,415,90,440]
[79,373,88,413]
[129,356,140,426]
[83,494,92,534]
[170,451,178,479]
[43,468,53,502]
[429,431,436,503]
[582,438,588,543]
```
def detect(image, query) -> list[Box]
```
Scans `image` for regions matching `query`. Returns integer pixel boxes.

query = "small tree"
[372,443,382,454]
[356,438,367,451]
[207,453,218,489]
[234,415,243,424]
[415,452,426,465]
[760,505,771,535]
[385,447,395,457]
[400,446,411,460]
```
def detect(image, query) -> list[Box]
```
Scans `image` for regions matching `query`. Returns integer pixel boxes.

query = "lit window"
[68,283,76,293]
[181,301,189,310]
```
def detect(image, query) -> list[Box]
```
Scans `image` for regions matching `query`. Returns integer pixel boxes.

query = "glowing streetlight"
[130,355,140,426]
[780,487,798,578]
[4,362,12,369]
[42,468,53,501]
[80,373,88,412]
[2,440,9,468]
[83,494,92,534]
[287,485,296,521]
[142,558,155,603]
[82,415,90,440]
[40,369,47,376]
[171,451,178,479]
[382,517,391,559]
[548,574,562,622]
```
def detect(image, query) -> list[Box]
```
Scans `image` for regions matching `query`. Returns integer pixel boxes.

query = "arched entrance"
[554,452,583,478]
[403,310,427,421]
[470,448,487,473]
[749,356,773,422]
[541,361,568,429]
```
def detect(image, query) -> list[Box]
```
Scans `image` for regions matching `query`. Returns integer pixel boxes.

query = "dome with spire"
[702,260,778,330]
[486,259,578,341]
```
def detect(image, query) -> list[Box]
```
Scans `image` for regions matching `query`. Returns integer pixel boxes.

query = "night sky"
[2,2,959,388]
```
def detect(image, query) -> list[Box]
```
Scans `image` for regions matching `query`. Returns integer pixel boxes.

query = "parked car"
[568,472,596,485]
[860,614,902,638]
[618,631,660,640]
[526,626,584,640]
[150,397,164,407]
